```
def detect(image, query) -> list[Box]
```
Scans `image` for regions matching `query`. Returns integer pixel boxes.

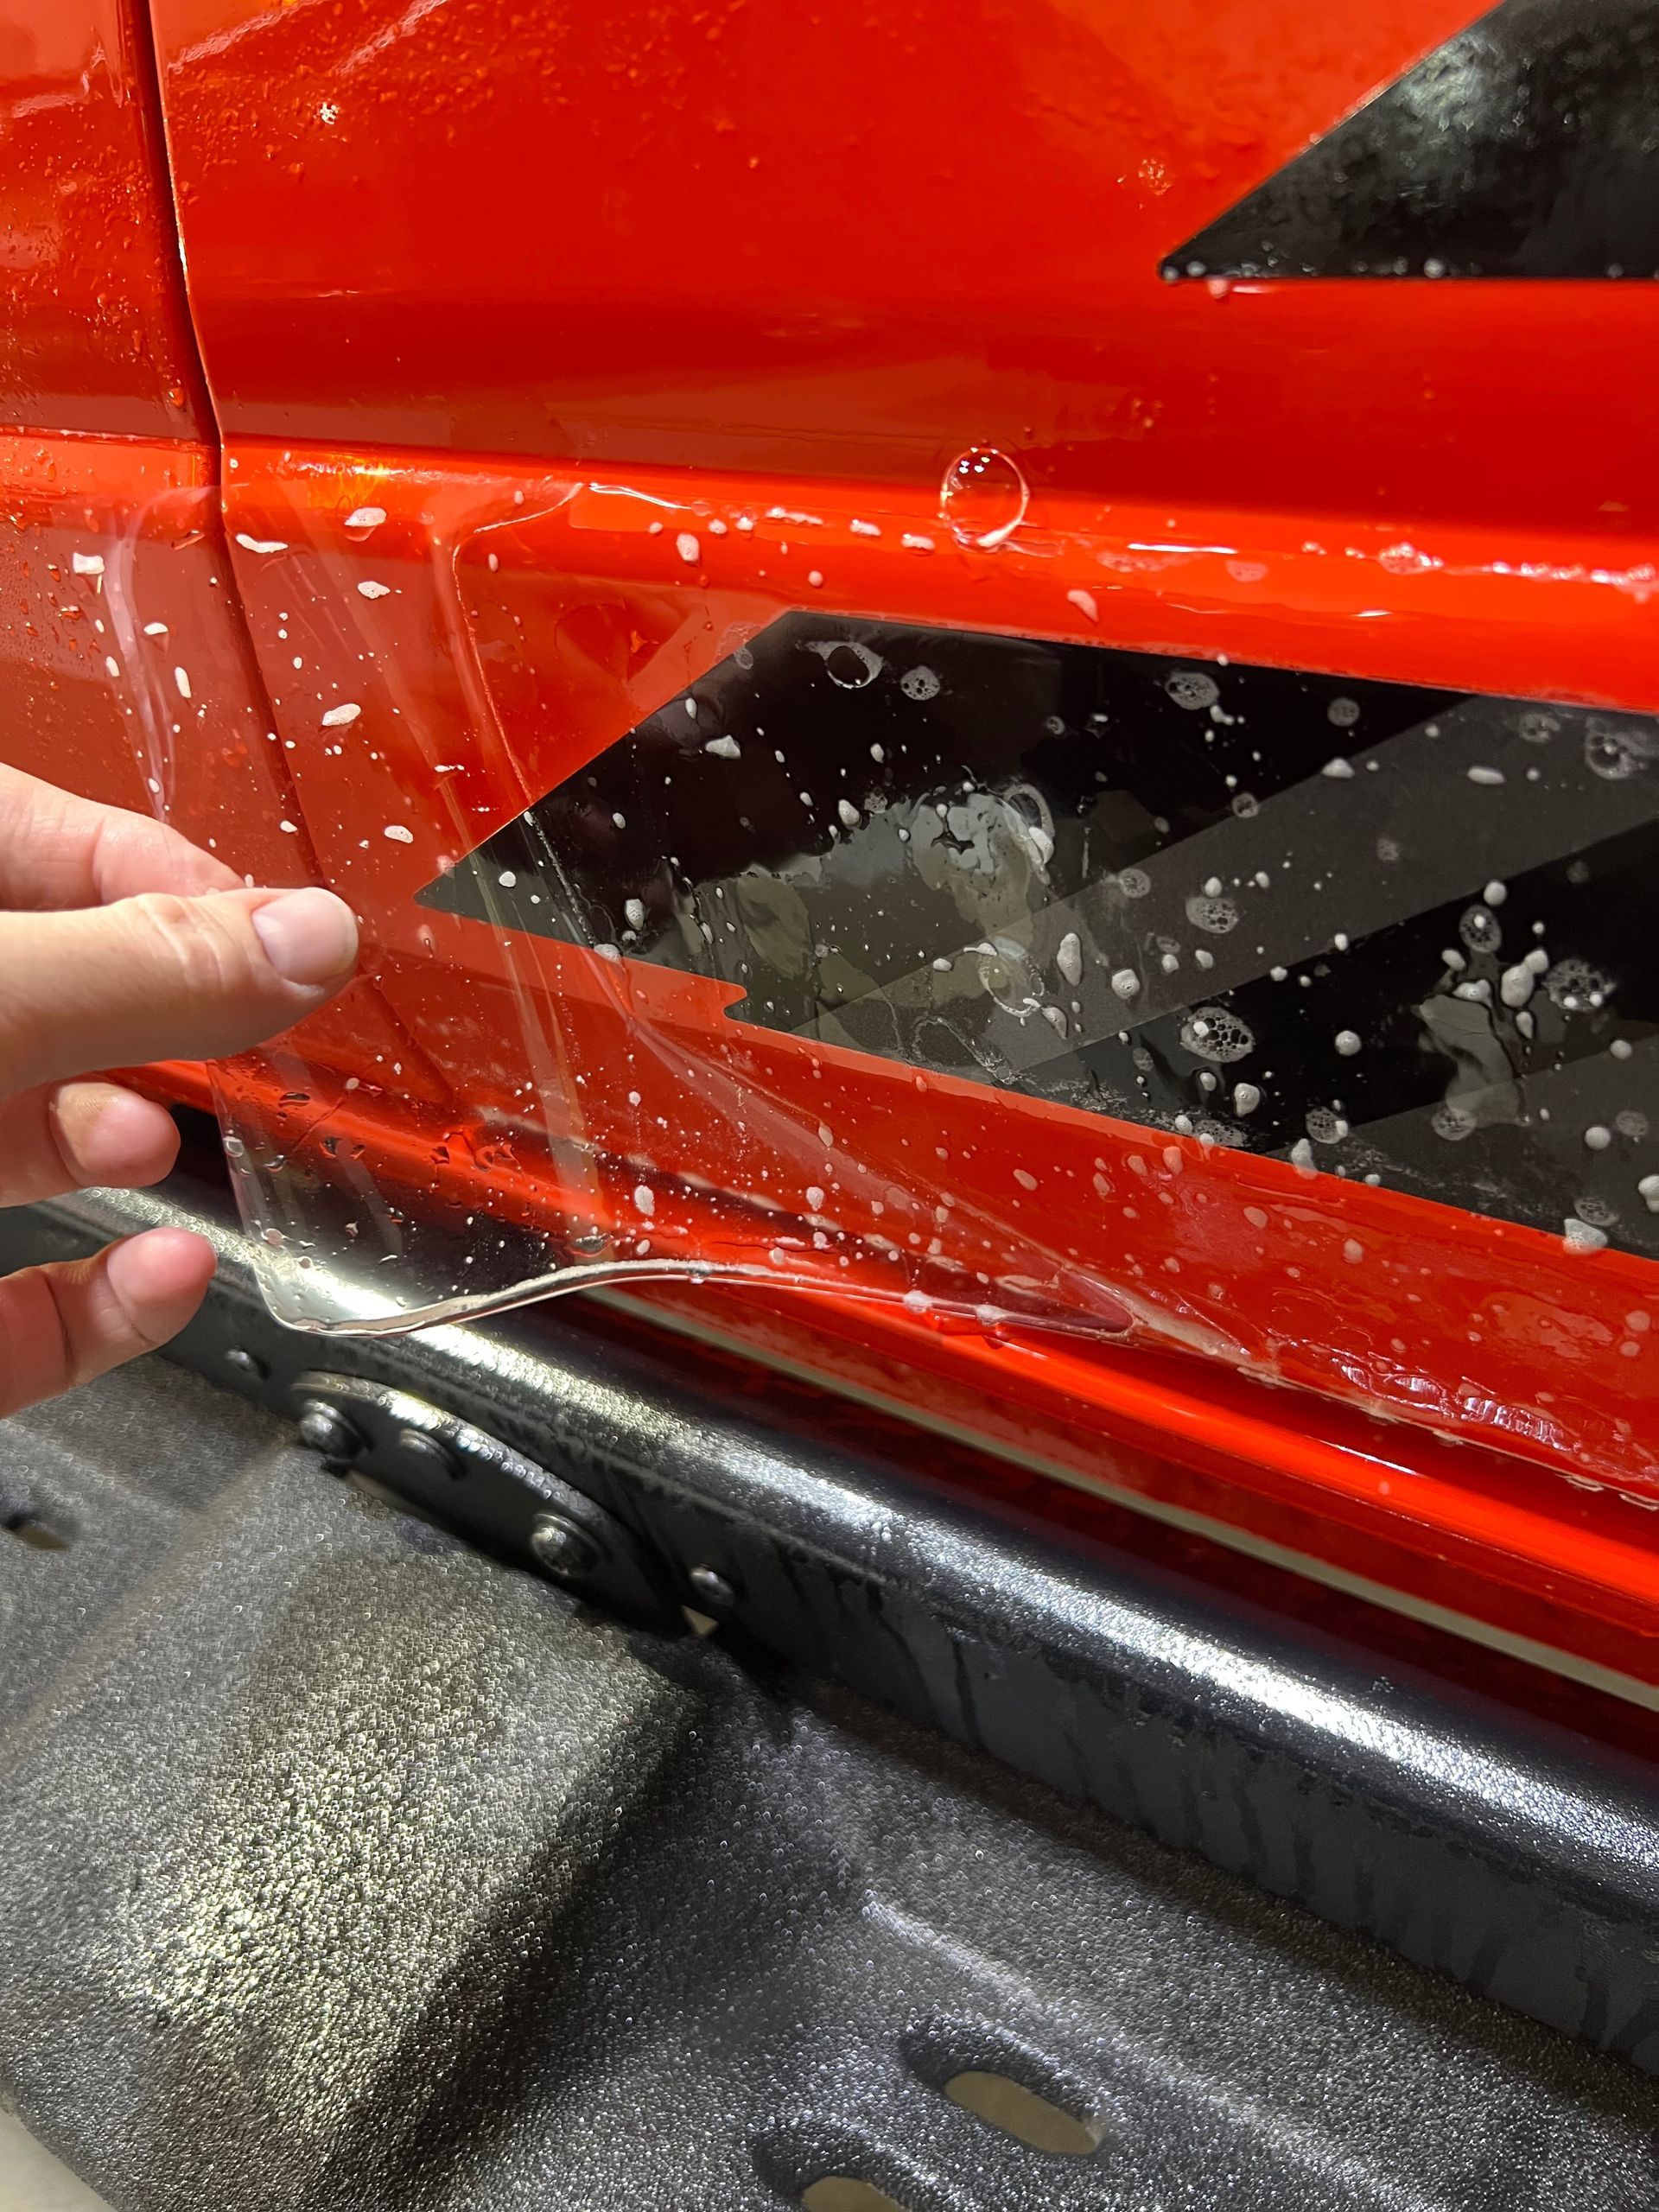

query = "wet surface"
[425,613,1659,1259]
[1166,0,1659,282]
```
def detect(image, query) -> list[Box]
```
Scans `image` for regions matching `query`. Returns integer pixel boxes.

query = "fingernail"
[251,888,359,988]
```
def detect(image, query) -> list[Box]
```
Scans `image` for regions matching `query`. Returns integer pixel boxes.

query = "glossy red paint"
[5,2,1657,1688]
[0,429,301,871]
[613,1275,1659,1688]
[205,442,1659,1411]
[0,2,205,435]
[149,0,1655,537]
[132,434,1649,1687]
[149,1032,1659,1688]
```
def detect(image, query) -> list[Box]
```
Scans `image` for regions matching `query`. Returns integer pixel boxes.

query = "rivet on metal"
[530,1512,601,1580]
[395,1426,461,1479]
[688,1564,737,1611]
[296,1402,363,1461]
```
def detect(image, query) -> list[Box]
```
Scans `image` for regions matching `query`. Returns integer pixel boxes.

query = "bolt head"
[688,1563,737,1611]
[530,1512,600,1580]
[395,1427,460,1480]
[296,1402,362,1461]
[224,1346,266,1381]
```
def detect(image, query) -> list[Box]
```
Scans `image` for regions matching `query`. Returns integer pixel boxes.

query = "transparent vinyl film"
[89,460,1659,1497]
[115,472,1158,1342]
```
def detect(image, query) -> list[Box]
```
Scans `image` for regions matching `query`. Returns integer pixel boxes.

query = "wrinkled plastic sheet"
[98,473,1659,1407]
[118,478,1145,1340]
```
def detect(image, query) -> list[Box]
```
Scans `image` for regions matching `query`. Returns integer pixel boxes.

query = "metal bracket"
[289,1370,680,1629]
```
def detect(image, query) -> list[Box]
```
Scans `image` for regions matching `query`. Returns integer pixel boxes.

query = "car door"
[45,0,1659,1688]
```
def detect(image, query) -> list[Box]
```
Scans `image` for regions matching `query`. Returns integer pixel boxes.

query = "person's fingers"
[0,885,359,1092]
[0,1082,181,1208]
[0,1229,215,1417]
[0,763,241,910]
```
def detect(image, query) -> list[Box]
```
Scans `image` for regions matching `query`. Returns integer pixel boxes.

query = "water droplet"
[941,448,1028,550]
[1584,717,1658,781]
[1180,1006,1255,1063]
[1544,957,1613,1012]
[1166,670,1219,712]
[1185,892,1238,935]
[1459,904,1501,954]
[808,639,882,690]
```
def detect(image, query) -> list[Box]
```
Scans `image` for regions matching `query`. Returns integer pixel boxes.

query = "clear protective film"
[124,469,1160,1343]
[116,463,1659,1432]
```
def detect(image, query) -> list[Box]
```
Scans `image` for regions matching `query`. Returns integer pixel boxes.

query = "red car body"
[3,0,1659,1695]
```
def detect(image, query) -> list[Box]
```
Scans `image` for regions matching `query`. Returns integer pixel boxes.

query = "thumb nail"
[250,888,359,988]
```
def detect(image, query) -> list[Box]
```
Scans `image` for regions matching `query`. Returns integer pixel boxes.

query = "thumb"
[0,887,359,1091]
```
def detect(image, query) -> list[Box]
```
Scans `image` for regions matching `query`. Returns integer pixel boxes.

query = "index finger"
[0,764,241,911]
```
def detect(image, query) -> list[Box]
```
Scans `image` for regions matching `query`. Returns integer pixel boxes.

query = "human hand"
[0,766,358,1414]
